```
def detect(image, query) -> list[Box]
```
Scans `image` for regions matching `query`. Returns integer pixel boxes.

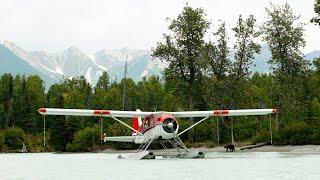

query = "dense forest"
[0,2,320,152]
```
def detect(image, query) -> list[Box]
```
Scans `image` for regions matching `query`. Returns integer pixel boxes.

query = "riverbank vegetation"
[0,2,320,152]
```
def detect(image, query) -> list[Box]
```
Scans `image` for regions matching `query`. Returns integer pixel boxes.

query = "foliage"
[261,3,308,129]
[1,4,320,152]
[231,15,260,82]
[251,130,271,145]
[0,131,5,151]
[3,127,26,150]
[66,125,100,152]
[49,92,67,151]
[311,0,320,25]
[152,6,210,111]
[204,21,230,81]
[25,134,47,152]
[202,22,231,110]
[105,119,137,149]
[275,121,311,145]
[95,71,110,91]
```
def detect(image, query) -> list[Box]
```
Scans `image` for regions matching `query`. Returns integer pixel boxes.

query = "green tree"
[220,15,260,144]
[95,71,110,92]
[104,84,123,110]
[0,73,14,128]
[49,91,67,151]
[204,21,230,81]
[136,76,165,111]
[313,58,320,101]
[26,75,46,132]
[122,78,138,110]
[11,75,45,133]
[231,15,260,84]
[311,0,320,25]
[311,98,320,119]
[3,127,26,150]
[0,131,5,151]
[20,76,35,132]
[152,6,210,111]
[91,72,110,110]
[66,125,100,152]
[202,22,231,109]
[0,104,4,130]
[261,3,308,128]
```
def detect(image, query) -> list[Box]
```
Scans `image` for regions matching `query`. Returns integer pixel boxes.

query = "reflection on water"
[1,152,320,180]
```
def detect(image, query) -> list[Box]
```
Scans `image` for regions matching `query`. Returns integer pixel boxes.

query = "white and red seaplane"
[38,108,276,159]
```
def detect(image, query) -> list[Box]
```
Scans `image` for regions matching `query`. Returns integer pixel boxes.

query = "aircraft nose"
[162,118,177,133]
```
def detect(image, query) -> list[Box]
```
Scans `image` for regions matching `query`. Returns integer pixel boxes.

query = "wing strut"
[110,116,143,135]
[177,116,210,137]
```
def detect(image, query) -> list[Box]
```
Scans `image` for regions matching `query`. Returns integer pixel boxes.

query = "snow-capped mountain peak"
[66,46,82,54]
[0,41,164,88]
[1,41,319,90]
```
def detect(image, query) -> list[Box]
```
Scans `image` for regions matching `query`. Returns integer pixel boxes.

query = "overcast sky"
[0,0,319,53]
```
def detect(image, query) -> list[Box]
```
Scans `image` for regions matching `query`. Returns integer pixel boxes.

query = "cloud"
[0,0,319,53]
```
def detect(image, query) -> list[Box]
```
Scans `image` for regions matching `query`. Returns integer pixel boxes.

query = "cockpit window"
[144,119,150,128]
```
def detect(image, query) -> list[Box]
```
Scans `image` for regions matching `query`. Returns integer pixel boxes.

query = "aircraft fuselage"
[133,113,179,144]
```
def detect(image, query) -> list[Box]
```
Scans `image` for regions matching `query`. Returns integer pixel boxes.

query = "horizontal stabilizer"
[104,136,135,143]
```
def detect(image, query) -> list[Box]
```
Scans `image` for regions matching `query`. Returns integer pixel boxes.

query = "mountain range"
[0,41,319,89]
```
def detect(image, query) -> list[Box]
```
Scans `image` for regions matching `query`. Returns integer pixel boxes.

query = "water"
[1,152,320,180]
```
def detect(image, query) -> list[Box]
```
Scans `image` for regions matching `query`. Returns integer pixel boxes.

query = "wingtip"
[272,109,277,113]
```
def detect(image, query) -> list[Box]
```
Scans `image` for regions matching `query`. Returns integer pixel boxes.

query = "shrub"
[275,121,311,145]
[3,128,26,150]
[310,130,320,145]
[251,130,271,144]
[0,131,5,151]
[25,134,46,152]
[66,125,100,152]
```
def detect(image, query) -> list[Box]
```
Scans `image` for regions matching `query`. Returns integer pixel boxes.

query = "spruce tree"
[50,93,67,151]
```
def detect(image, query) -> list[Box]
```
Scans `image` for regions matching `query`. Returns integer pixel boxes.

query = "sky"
[0,0,319,53]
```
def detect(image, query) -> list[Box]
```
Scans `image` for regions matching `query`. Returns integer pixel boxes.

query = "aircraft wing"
[38,108,276,118]
[171,109,276,118]
[37,108,154,118]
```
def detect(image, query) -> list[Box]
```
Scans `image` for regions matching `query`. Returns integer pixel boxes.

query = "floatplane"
[38,108,276,159]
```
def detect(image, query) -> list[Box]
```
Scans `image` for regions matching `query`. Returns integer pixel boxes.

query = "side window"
[144,118,150,128]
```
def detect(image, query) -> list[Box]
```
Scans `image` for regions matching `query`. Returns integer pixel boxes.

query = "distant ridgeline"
[0,41,319,89]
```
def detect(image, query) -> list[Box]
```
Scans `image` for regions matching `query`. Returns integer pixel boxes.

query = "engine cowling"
[162,117,178,133]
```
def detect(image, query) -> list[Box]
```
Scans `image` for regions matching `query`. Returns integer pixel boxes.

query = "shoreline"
[99,145,320,154]
[2,145,320,154]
